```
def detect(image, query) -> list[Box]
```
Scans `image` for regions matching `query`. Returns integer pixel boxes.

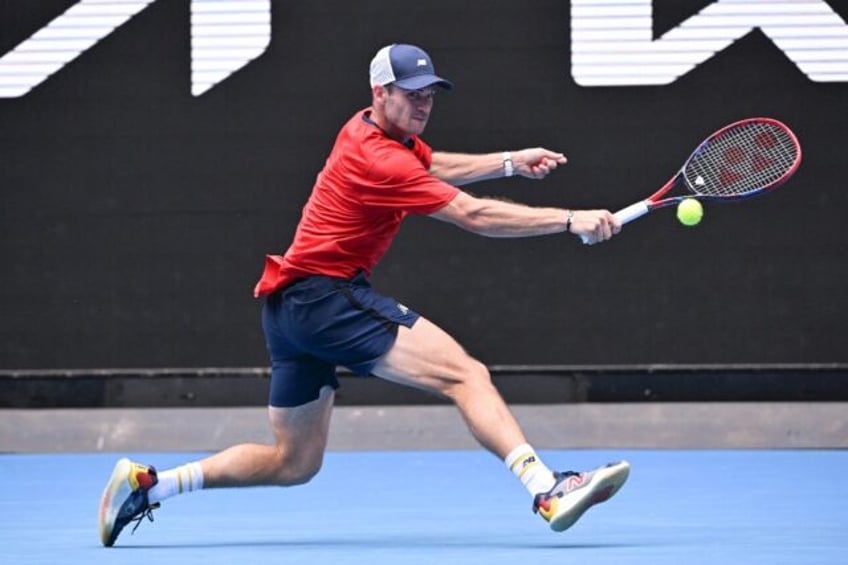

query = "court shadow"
[119,536,649,551]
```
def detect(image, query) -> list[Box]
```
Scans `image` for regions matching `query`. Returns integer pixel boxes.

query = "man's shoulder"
[331,110,431,181]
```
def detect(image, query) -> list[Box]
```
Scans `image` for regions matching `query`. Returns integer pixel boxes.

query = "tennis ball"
[676,198,703,226]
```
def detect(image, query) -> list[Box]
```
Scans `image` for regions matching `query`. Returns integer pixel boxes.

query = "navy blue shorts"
[261,272,421,407]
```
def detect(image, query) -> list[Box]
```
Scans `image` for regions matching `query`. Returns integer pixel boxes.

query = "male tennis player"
[99,43,629,547]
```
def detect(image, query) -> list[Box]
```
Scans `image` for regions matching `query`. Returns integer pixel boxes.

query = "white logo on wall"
[0,0,271,97]
[571,0,848,85]
[1,0,846,97]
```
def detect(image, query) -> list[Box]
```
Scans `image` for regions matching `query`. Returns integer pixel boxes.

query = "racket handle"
[614,201,651,224]
[579,201,650,244]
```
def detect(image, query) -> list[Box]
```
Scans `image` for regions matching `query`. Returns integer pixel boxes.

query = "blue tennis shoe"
[99,458,159,546]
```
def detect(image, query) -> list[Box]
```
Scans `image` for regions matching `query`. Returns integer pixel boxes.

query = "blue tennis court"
[2,448,845,564]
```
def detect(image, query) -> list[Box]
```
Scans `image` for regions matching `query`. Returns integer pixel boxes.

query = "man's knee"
[283,457,323,486]
[272,448,324,486]
[468,359,492,386]
[445,359,495,399]
[266,387,333,486]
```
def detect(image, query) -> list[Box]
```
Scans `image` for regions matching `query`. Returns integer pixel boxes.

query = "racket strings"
[685,122,799,198]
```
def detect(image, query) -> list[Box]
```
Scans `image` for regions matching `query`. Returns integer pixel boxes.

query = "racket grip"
[614,201,651,224]
[579,201,650,244]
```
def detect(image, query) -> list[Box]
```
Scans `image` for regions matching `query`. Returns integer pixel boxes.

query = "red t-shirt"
[254,109,460,297]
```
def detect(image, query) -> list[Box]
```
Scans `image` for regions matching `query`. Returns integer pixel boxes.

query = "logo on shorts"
[397,303,409,315]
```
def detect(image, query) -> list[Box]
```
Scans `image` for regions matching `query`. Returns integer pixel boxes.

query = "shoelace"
[129,503,160,535]
[555,470,581,480]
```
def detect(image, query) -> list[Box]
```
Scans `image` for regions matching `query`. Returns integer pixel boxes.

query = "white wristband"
[502,151,514,177]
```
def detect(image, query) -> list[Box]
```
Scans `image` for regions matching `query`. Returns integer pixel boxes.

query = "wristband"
[565,210,574,233]
[502,151,514,177]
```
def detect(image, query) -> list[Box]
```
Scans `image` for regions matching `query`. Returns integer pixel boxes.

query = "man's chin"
[410,120,428,134]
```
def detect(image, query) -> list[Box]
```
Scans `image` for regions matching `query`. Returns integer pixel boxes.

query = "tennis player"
[99,43,629,547]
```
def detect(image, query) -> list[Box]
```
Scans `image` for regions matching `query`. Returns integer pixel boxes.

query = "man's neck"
[366,109,411,145]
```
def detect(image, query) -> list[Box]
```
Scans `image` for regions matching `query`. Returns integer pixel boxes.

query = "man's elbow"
[453,211,493,236]
[431,195,492,235]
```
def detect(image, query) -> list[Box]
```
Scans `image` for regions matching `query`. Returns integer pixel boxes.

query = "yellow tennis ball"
[676,198,703,226]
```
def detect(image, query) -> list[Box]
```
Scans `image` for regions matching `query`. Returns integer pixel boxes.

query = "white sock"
[505,443,556,496]
[147,462,204,504]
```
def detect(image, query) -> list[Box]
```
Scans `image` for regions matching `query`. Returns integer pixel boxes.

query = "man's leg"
[198,384,336,488]
[99,385,335,546]
[371,316,524,459]
[370,316,629,532]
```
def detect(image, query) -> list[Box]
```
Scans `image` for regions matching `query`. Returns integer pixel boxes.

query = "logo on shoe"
[565,473,586,492]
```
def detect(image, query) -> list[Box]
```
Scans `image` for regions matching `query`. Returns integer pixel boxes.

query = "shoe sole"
[98,458,132,547]
[548,460,630,532]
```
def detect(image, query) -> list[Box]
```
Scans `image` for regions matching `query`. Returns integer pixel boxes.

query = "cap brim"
[393,74,454,91]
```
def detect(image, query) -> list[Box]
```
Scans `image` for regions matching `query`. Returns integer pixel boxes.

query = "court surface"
[1,448,845,564]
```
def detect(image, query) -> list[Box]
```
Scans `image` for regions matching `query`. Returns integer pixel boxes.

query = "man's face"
[382,85,437,138]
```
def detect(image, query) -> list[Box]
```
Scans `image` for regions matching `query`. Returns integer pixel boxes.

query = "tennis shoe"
[98,458,159,547]
[532,460,630,532]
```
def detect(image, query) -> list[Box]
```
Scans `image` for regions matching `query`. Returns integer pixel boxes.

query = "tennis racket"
[581,117,802,243]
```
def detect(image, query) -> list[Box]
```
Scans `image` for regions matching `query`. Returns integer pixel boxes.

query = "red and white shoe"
[532,461,630,532]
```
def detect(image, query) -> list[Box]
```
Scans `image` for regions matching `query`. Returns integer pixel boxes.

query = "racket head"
[650,118,802,209]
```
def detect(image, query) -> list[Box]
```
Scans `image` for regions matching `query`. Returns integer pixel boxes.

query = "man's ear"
[372,84,389,104]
